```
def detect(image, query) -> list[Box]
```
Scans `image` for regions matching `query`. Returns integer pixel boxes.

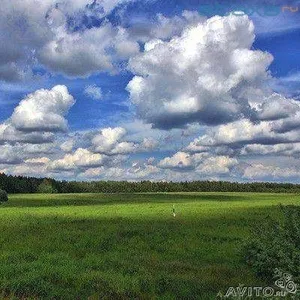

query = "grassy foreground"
[0,192,299,299]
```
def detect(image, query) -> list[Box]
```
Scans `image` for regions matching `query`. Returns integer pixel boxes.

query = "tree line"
[1,173,300,194]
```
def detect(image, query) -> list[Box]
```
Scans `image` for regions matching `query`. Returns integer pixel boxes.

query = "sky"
[0,0,300,182]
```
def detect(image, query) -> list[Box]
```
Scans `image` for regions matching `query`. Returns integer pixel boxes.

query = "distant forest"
[1,173,300,194]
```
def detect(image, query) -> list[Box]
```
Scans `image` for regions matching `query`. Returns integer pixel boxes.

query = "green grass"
[0,192,299,299]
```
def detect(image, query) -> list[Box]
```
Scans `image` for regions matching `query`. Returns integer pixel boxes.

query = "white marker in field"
[172,204,176,217]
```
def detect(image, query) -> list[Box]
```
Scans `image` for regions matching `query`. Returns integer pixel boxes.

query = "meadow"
[0,192,299,299]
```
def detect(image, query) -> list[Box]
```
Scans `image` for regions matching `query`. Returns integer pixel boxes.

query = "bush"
[243,205,300,283]
[0,189,8,202]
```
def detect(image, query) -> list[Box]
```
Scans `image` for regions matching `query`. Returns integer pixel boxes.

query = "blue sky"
[0,0,300,182]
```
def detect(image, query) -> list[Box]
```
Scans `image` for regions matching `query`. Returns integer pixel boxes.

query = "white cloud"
[150,11,205,40]
[158,151,238,174]
[0,0,139,80]
[49,148,105,170]
[243,164,300,179]
[92,127,127,153]
[256,93,300,121]
[197,120,275,146]
[0,85,77,169]
[82,167,105,178]
[196,156,238,175]
[22,143,55,154]
[241,143,300,157]
[127,14,273,129]
[38,21,139,77]
[60,139,75,153]
[91,127,158,155]
[0,144,24,164]
[0,143,54,166]
[25,157,51,165]
[11,85,75,133]
[1,7,300,183]
[128,10,206,43]
[185,138,209,153]
[0,123,54,144]
[84,84,103,100]
[159,152,195,170]
[0,164,48,177]
[81,163,160,180]
[140,137,159,151]
[193,118,300,148]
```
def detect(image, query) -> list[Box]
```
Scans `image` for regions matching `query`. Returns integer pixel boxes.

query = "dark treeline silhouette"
[1,173,300,194]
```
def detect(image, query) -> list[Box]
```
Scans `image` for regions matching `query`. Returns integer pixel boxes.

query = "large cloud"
[11,85,74,132]
[0,85,74,145]
[0,0,139,80]
[39,24,139,77]
[127,14,273,129]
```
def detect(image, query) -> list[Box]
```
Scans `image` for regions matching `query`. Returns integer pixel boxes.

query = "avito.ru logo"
[217,269,298,298]
[199,2,299,17]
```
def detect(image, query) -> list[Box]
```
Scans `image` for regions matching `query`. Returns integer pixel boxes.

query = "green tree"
[37,179,58,194]
[0,189,8,202]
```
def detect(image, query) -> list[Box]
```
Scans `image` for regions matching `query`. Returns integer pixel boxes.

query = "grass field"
[0,192,299,299]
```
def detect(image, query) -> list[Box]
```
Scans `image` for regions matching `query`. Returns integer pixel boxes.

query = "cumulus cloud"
[22,143,55,154]
[60,139,75,153]
[92,127,127,153]
[158,151,238,174]
[0,142,55,173]
[196,156,238,175]
[243,164,300,180]
[158,152,195,170]
[91,127,157,155]
[241,143,300,157]
[127,14,273,129]
[2,7,300,183]
[0,0,139,80]
[0,123,54,144]
[0,145,24,164]
[256,93,300,121]
[0,85,74,165]
[0,143,55,166]
[191,119,300,149]
[185,139,209,153]
[49,148,105,170]
[140,137,159,151]
[39,23,139,77]
[125,12,300,183]
[11,85,75,132]
[0,164,48,178]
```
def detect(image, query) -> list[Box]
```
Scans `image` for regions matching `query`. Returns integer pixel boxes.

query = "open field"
[0,192,299,299]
